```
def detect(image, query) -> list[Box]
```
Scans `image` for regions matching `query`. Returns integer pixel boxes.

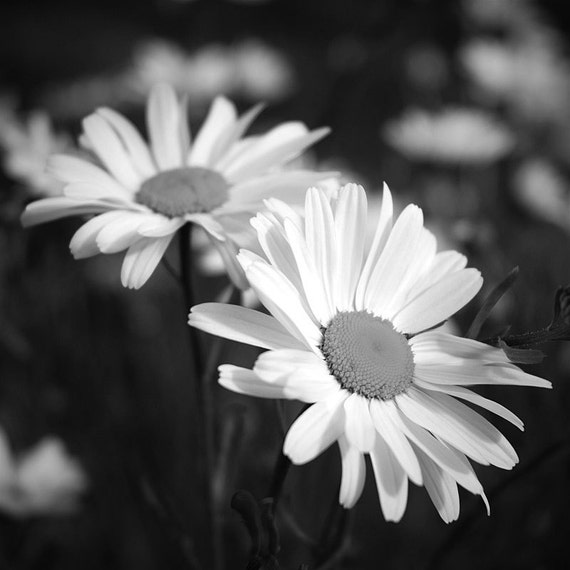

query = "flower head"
[189,183,551,522]
[22,83,332,289]
[382,107,514,165]
[0,430,87,517]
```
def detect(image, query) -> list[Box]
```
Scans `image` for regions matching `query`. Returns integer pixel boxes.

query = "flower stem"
[179,224,220,570]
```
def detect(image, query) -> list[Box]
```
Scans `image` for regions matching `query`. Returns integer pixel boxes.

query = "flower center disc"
[136,167,229,217]
[321,311,415,400]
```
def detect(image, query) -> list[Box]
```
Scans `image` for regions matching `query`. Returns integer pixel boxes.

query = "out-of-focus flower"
[462,0,546,35]
[127,39,295,107]
[0,104,71,197]
[0,430,87,517]
[128,41,235,106]
[513,158,570,229]
[190,183,550,523]
[460,38,570,124]
[22,83,332,290]
[233,39,295,101]
[382,107,514,165]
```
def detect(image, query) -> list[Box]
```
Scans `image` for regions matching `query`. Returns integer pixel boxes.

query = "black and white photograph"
[0,0,569,568]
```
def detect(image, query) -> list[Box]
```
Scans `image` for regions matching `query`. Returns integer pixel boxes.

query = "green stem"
[179,224,220,570]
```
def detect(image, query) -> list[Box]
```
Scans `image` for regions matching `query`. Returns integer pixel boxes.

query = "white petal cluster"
[189,183,551,523]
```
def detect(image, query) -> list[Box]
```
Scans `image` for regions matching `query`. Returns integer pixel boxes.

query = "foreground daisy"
[21,83,331,289]
[189,183,551,523]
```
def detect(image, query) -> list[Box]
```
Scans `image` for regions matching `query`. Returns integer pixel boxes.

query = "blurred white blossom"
[461,37,570,124]
[462,0,546,35]
[513,158,570,229]
[0,104,71,197]
[382,107,514,165]
[0,430,87,517]
[127,38,295,106]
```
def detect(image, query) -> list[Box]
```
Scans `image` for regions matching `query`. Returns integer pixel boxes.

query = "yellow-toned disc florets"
[136,167,229,217]
[321,311,415,400]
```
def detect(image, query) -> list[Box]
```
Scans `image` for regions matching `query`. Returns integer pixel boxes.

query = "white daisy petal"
[410,332,510,365]
[254,352,340,403]
[21,197,122,226]
[96,212,148,254]
[305,187,336,316]
[185,213,226,241]
[96,108,156,178]
[369,433,408,522]
[253,349,326,378]
[392,269,483,334]
[64,181,134,203]
[250,213,302,292]
[189,303,306,351]
[226,170,338,210]
[189,96,237,167]
[137,216,186,238]
[82,114,142,191]
[390,407,486,498]
[333,184,367,311]
[239,255,323,350]
[219,364,291,399]
[413,380,524,430]
[344,394,376,453]
[414,361,551,388]
[338,435,366,509]
[223,124,330,183]
[69,211,126,259]
[405,251,467,300]
[147,83,184,170]
[210,103,264,168]
[284,218,333,325]
[283,390,348,465]
[363,204,424,318]
[415,446,460,523]
[401,387,518,469]
[369,399,423,485]
[355,183,393,310]
[47,154,128,196]
[120,234,175,289]
[263,197,304,232]
[393,228,437,311]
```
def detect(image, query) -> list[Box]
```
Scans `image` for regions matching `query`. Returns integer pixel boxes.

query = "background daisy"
[21,83,332,289]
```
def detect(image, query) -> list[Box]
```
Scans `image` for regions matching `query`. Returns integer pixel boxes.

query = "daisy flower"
[21,83,331,289]
[189,183,551,523]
